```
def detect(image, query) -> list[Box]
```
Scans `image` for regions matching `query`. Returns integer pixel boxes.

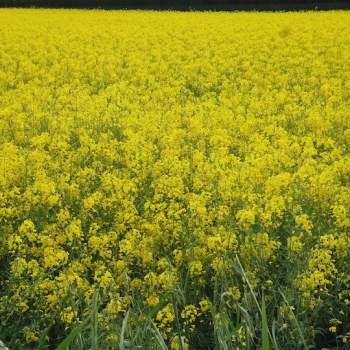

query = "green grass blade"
[236,256,277,349]
[91,292,99,350]
[172,298,184,350]
[55,322,86,350]
[36,326,50,350]
[119,309,130,350]
[261,296,270,350]
[271,320,279,350]
[279,290,308,350]
[150,321,168,350]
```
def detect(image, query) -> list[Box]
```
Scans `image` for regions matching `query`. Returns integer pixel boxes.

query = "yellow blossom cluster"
[1,9,350,349]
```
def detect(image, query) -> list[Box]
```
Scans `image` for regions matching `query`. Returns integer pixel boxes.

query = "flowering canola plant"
[1,9,350,349]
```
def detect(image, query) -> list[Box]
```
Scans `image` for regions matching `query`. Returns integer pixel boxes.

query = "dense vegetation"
[1,9,350,350]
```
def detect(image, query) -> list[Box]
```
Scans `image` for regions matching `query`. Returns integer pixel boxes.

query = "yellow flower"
[99,271,113,289]
[236,209,256,230]
[24,328,39,343]
[156,304,175,330]
[171,336,189,350]
[189,261,203,277]
[146,294,160,307]
[287,235,303,253]
[61,306,74,324]
[329,326,337,333]
[295,214,313,234]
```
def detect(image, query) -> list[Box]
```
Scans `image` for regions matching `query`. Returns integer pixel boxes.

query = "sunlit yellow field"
[1,9,350,349]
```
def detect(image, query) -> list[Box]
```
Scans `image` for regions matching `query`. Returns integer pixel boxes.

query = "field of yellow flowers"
[1,9,350,350]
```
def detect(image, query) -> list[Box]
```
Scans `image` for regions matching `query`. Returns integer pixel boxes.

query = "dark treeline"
[1,0,350,10]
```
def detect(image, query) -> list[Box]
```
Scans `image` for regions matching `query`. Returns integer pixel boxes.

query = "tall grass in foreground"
[4,257,317,350]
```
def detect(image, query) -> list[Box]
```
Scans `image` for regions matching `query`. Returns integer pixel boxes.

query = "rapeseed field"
[1,9,350,349]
